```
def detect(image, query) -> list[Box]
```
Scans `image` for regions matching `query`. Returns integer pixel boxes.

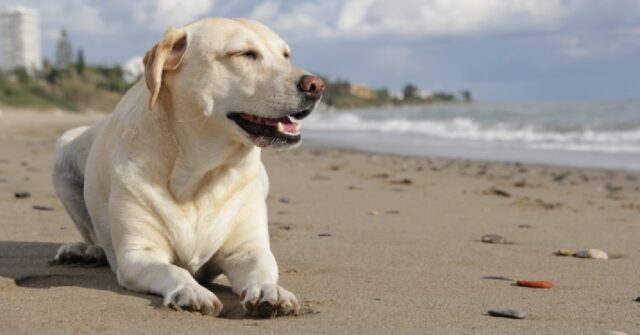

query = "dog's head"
[143,17,324,149]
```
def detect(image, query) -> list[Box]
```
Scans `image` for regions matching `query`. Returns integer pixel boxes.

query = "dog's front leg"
[116,247,223,316]
[117,252,223,314]
[219,240,300,317]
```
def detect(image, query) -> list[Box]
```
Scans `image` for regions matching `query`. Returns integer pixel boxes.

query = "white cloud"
[7,1,119,37]
[250,1,340,39]
[127,0,215,29]
[250,1,280,22]
[122,56,144,83]
[337,0,375,31]
[252,0,586,39]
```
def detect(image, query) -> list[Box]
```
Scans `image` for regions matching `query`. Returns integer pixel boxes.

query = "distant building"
[416,89,435,100]
[349,84,377,100]
[0,6,42,73]
[390,91,404,100]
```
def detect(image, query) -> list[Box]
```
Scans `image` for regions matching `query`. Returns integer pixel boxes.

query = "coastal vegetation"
[0,63,472,112]
[0,60,130,112]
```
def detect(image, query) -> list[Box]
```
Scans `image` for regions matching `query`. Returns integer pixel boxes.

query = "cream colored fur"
[51,17,318,317]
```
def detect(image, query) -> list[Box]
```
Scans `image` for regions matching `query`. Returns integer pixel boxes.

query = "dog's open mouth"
[227,109,312,147]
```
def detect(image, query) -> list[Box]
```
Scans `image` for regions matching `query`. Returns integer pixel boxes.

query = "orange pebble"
[516,280,553,289]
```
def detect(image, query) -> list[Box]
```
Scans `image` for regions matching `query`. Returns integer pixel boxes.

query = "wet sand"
[1,110,639,334]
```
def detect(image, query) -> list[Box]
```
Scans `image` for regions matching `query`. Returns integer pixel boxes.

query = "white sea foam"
[305,112,640,153]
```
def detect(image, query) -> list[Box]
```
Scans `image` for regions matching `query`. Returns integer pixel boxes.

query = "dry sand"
[0,110,639,334]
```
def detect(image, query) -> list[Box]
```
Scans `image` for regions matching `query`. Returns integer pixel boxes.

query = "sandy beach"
[1,109,639,334]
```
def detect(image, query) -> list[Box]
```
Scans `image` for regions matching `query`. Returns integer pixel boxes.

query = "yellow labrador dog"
[51,17,324,318]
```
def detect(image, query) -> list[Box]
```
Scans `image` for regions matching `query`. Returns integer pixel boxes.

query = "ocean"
[303,100,640,171]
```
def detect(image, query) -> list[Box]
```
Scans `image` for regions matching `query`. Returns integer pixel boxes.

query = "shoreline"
[1,110,639,334]
[303,130,640,173]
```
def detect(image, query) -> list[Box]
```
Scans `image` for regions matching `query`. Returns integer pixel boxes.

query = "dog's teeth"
[277,122,284,132]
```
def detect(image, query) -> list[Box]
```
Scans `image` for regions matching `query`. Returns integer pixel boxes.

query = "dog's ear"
[143,27,188,110]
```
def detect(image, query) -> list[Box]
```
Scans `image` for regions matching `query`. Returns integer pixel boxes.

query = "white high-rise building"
[0,6,42,73]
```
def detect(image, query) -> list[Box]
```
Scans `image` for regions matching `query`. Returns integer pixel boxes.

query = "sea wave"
[304,113,640,153]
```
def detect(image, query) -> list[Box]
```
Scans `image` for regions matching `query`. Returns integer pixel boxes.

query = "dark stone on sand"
[386,210,400,214]
[279,198,290,204]
[488,309,526,319]
[14,192,31,199]
[32,205,54,211]
[391,178,413,185]
[635,296,640,303]
[513,180,526,188]
[318,233,332,237]
[606,184,623,193]
[481,234,506,244]
[518,224,532,228]
[552,172,570,182]
[483,187,511,197]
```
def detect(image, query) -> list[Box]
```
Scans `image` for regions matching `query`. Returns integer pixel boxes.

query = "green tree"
[460,90,472,102]
[403,83,418,100]
[76,49,85,75]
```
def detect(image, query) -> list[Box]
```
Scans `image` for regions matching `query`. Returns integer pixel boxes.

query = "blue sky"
[2,0,640,101]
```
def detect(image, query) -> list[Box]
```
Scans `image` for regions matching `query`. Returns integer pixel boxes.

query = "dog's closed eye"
[231,50,259,60]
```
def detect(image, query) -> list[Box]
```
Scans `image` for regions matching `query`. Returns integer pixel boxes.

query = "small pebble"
[32,205,54,211]
[14,192,31,199]
[318,233,332,237]
[555,248,575,256]
[634,296,640,303]
[518,224,532,228]
[574,249,608,260]
[391,178,413,185]
[483,187,511,198]
[369,210,380,216]
[513,180,526,187]
[488,309,526,319]
[279,197,290,204]
[386,210,400,214]
[516,280,553,289]
[481,234,506,244]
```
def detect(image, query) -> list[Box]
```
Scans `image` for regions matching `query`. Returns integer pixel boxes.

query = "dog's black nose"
[297,75,325,99]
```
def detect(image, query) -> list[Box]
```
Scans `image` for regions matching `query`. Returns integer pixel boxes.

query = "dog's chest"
[169,180,257,273]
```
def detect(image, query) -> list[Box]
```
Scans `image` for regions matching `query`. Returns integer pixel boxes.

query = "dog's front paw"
[241,284,300,318]
[165,284,223,316]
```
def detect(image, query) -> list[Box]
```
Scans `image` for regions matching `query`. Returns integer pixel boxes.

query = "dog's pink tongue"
[281,122,300,133]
